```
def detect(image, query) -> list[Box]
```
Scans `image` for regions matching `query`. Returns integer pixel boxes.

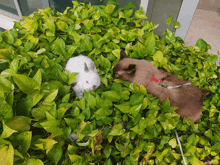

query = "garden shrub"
[0,1,220,164]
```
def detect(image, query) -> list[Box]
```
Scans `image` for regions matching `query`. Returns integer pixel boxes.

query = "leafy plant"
[0,1,219,164]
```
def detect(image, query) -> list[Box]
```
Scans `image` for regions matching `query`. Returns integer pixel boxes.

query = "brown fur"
[113,50,204,122]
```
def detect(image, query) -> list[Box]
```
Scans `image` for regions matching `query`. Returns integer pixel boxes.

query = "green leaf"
[62,93,70,103]
[26,158,44,165]
[66,45,77,56]
[174,22,180,28]
[124,9,133,18]
[130,104,142,117]
[145,32,155,56]
[106,0,119,5]
[56,21,68,32]
[31,106,47,120]
[130,94,144,106]
[0,98,13,119]
[101,76,108,87]
[195,38,211,52]
[169,138,177,148]
[0,49,15,62]
[124,2,135,10]
[40,119,62,135]
[38,138,57,151]
[105,4,116,15]
[16,131,32,152]
[64,118,81,131]
[80,35,93,51]
[22,18,38,32]
[211,142,220,153]
[47,144,63,165]
[77,99,85,110]
[68,155,82,164]
[0,143,14,165]
[67,72,78,85]
[98,55,111,69]
[102,91,120,102]
[115,102,131,113]
[153,51,163,63]
[108,124,125,136]
[10,59,19,72]
[192,157,204,165]
[206,54,218,64]
[13,74,40,94]
[51,38,66,55]
[35,48,46,55]
[158,136,169,150]
[95,107,112,116]
[3,30,14,44]
[93,10,101,20]
[119,91,130,100]
[166,14,174,26]
[44,17,55,33]
[111,83,122,93]
[209,86,217,93]
[57,107,68,119]
[80,122,93,134]
[33,69,42,86]
[134,8,148,19]
[1,120,17,139]
[84,91,96,109]
[0,76,14,93]
[104,159,113,165]
[6,116,31,131]
[44,89,58,103]
[104,146,112,158]
[112,49,120,59]
[81,8,88,20]
[161,98,171,111]
[82,19,93,31]
[187,134,197,146]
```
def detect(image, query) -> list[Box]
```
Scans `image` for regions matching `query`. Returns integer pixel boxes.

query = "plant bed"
[0,1,220,165]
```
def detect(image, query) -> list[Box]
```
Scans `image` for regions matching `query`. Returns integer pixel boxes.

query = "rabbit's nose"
[93,85,97,90]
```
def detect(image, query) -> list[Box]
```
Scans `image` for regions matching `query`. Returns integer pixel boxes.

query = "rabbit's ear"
[91,62,95,71]
[120,50,129,59]
[84,63,89,72]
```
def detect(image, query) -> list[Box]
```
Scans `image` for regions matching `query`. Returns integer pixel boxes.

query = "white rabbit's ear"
[84,62,89,72]
[91,62,95,71]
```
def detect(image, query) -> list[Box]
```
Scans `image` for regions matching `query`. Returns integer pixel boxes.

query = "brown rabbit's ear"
[84,63,89,72]
[125,64,136,75]
[120,50,129,59]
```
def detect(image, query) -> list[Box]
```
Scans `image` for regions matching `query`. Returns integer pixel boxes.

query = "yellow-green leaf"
[0,144,14,165]
[169,138,177,148]
[56,21,68,32]
[13,74,40,94]
[44,89,58,103]
[1,120,17,139]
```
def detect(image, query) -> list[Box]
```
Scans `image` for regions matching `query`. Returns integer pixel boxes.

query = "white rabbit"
[65,55,101,98]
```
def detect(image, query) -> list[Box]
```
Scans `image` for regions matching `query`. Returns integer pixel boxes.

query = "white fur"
[66,55,97,73]
[65,55,101,98]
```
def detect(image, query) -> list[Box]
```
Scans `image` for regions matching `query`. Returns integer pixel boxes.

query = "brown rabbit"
[113,50,204,122]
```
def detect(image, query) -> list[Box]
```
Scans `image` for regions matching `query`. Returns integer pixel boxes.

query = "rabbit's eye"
[86,81,88,83]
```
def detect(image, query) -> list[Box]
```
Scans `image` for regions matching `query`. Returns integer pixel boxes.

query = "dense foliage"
[0,1,220,164]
